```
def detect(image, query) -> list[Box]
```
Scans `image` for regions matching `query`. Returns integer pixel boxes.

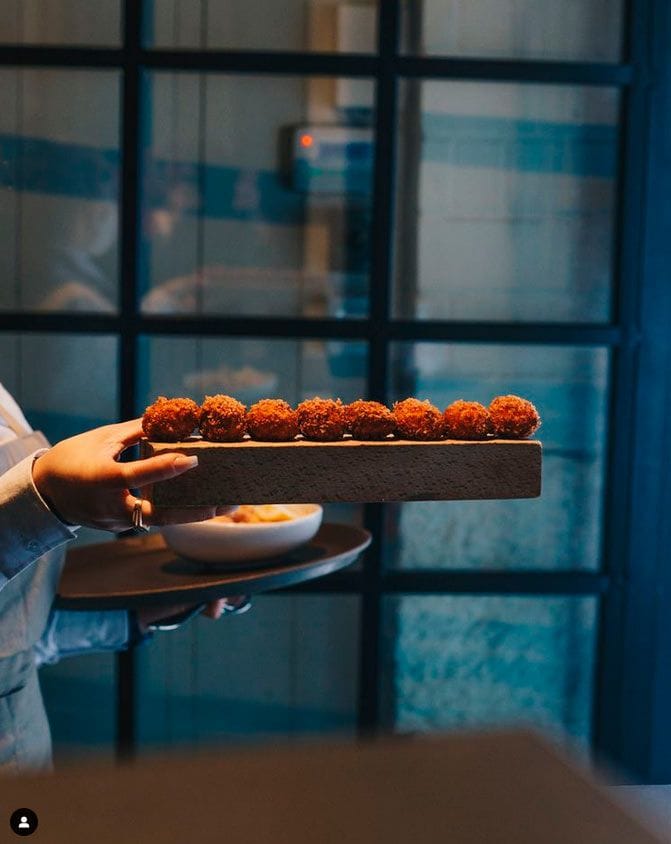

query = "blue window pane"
[140,72,374,319]
[386,344,608,570]
[137,595,360,748]
[394,81,619,323]
[385,595,598,746]
[402,0,623,62]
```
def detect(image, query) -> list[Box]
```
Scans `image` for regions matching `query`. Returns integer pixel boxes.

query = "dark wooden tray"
[140,437,542,506]
[55,523,370,609]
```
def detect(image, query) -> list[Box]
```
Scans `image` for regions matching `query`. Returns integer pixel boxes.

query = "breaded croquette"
[392,398,444,440]
[246,399,299,441]
[443,400,491,440]
[296,397,346,441]
[345,400,396,440]
[200,394,247,442]
[488,394,541,439]
[142,396,200,441]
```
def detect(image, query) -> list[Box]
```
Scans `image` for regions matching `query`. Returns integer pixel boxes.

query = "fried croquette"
[142,396,200,442]
[443,400,491,440]
[200,394,247,442]
[392,398,444,440]
[296,397,346,441]
[246,399,299,441]
[488,394,540,439]
[345,400,395,440]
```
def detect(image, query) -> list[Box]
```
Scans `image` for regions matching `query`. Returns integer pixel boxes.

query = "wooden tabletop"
[56,524,370,609]
[1,730,666,843]
[141,437,542,506]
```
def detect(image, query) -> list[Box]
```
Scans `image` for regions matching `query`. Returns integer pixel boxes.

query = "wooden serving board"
[140,437,542,506]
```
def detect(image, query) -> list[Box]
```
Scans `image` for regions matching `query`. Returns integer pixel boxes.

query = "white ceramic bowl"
[160,504,323,564]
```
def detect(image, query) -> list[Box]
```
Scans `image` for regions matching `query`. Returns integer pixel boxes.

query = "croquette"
[345,400,395,440]
[392,398,444,440]
[246,399,299,441]
[296,397,346,441]
[142,396,200,442]
[200,394,247,442]
[443,400,491,440]
[488,394,541,439]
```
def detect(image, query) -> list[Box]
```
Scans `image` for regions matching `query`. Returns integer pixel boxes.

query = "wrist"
[31,453,75,527]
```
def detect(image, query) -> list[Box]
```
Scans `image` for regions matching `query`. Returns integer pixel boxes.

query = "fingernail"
[173,455,198,471]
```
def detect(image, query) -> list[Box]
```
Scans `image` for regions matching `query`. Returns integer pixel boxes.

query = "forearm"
[33,608,133,667]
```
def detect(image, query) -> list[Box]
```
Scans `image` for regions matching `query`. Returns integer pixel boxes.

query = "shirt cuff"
[0,453,77,580]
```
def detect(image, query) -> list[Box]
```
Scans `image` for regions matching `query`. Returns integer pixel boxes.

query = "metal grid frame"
[1,0,668,780]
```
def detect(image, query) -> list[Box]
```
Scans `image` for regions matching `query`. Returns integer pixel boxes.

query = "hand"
[136,597,249,633]
[32,418,231,532]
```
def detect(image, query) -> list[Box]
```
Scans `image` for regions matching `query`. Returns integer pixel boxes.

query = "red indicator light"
[300,134,314,148]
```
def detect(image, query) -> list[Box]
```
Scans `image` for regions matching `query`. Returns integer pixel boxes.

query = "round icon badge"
[10,808,38,836]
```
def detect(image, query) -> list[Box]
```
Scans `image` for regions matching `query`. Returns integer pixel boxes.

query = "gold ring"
[132,499,150,533]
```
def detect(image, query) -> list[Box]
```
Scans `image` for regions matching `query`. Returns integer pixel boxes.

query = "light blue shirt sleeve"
[33,608,131,667]
[0,453,76,589]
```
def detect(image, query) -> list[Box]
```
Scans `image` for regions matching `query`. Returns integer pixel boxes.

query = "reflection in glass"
[384,595,597,744]
[386,344,608,571]
[137,594,360,747]
[150,0,377,53]
[139,336,368,410]
[401,0,622,62]
[141,72,374,318]
[394,81,619,322]
[0,69,120,313]
[0,332,118,549]
[0,1,121,46]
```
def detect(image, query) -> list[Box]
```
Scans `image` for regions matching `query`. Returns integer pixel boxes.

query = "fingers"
[202,600,226,620]
[127,496,217,527]
[121,452,199,489]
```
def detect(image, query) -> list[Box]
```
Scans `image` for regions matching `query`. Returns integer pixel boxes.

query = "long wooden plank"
[140,437,542,505]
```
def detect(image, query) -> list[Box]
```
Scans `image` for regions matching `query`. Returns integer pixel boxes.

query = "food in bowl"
[160,504,323,564]
[215,504,295,523]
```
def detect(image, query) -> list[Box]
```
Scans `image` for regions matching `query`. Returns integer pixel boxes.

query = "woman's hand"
[32,418,227,532]
[136,597,250,633]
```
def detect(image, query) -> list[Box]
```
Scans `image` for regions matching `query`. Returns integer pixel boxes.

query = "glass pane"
[40,653,117,764]
[140,72,374,318]
[393,81,619,323]
[384,595,597,745]
[385,344,608,571]
[0,69,120,313]
[401,0,623,62]
[137,595,360,749]
[0,332,119,547]
[0,1,121,46]
[149,0,377,53]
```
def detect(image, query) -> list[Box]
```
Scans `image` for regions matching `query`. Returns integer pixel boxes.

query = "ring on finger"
[132,499,150,533]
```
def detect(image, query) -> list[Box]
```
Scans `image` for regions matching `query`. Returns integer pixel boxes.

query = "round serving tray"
[55,523,371,610]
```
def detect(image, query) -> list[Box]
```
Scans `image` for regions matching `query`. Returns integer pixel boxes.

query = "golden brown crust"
[488,394,541,439]
[142,396,200,442]
[296,397,345,441]
[443,400,492,440]
[392,398,444,441]
[345,400,396,440]
[200,394,247,442]
[246,399,299,441]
